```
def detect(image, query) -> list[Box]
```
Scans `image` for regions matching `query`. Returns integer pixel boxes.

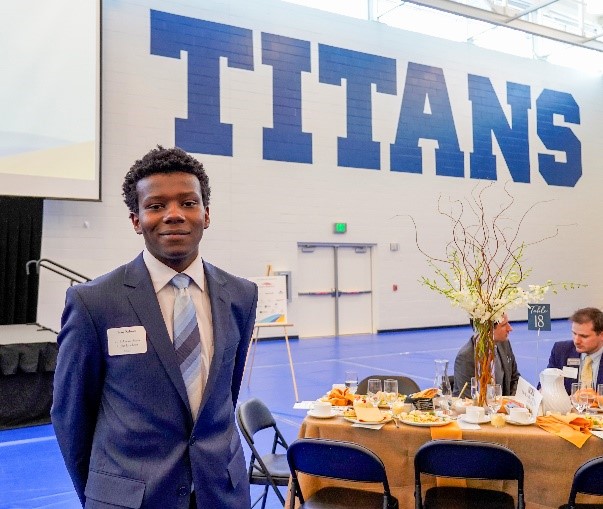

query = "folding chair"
[357,375,420,396]
[559,455,603,508]
[287,437,399,509]
[236,398,290,509]
[414,439,525,509]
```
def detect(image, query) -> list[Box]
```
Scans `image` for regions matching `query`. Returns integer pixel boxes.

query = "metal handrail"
[26,258,91,286]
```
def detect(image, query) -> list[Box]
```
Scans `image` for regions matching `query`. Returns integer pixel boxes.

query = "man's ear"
[204,207,210,230]
[130,212,142,234]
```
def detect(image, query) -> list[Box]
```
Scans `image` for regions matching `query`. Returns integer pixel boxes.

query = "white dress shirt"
[143,250,214,418]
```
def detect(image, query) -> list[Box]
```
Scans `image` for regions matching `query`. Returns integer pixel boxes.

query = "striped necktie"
[171,274,201,414]
[581,355,593,386]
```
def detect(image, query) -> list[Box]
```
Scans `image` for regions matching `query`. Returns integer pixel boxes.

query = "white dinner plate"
[506,418,534,426]
[398,418,451,427]
[344,416,392,425]
[459,414,490,425]
[307,410,338,419]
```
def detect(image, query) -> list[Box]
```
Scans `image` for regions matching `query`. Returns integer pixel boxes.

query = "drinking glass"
[470,377,479,405]
[383,379,399,414]
[598,384,603,411]
[571,382,594,414]
[367,379,382,408]
[486,383,502,415]
[344,371,358,394]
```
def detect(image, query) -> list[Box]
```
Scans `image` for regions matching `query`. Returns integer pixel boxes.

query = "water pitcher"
[434,359,453,409]
[540,368,571,414]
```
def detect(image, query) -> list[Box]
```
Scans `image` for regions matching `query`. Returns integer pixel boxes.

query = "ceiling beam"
[395,0,603,51]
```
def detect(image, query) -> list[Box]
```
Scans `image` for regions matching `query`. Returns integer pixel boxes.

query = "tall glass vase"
[473,320,496,407]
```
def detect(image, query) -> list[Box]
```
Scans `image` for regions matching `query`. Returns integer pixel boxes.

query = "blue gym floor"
[0,319,568,508]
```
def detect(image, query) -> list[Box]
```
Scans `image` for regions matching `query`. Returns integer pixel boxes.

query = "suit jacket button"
[190,434,196,445]
[178,486,189,496]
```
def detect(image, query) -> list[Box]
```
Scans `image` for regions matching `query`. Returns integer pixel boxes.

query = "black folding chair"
[357,375,420,396]
[559,455,603,508]
[287,437,399,509]
[236,398,290,509]
[414,439,525,509]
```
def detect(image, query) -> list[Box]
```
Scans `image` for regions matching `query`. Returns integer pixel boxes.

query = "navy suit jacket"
[547,340,603,394]
[51,254,258,509]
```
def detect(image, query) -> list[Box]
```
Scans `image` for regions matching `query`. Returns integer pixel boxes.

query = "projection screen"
[0,1,100,200]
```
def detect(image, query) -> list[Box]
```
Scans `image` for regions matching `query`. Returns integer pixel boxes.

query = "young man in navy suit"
[52,146,258,509]
[547,307,603,395]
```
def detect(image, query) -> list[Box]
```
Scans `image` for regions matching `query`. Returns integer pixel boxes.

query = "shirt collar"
[142,250,205,293]
[582,346,603,363]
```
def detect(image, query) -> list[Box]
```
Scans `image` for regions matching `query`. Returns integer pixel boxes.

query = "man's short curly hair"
[122,146,211,214]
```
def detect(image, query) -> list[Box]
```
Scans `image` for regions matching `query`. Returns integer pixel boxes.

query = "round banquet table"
[287,413,603,509]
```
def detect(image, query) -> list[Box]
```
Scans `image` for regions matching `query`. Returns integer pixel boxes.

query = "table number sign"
[528,303,551,331]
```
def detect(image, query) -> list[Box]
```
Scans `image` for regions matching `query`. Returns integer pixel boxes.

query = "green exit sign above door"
[333,223,347,233]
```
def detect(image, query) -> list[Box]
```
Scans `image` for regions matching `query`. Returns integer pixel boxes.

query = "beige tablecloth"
[290,415,603,509]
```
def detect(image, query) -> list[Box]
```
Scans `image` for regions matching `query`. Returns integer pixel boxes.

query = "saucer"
[307,409,337,419]
[459,414,490,424]
[506,417,534,426]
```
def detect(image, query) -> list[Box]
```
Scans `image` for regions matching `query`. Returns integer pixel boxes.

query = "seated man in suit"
[52,146,258,509]
[453,314,520,396]
[547,307,603,395]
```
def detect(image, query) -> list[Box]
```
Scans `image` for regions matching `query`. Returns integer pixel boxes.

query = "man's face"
[571,321,603,354]
[130,172,209,273]
[493,315,513,343]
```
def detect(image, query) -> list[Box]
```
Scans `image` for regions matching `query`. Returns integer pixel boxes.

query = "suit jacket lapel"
[123,254,192,417]
[197,262,231,418]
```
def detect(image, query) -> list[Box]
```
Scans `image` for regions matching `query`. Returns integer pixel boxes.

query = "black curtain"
[0,197,43,325]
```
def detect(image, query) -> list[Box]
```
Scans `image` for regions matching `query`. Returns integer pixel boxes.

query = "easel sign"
[245,275,299,401]
[249,275,288,323]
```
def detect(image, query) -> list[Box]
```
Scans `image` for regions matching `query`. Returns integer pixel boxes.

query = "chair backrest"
[567,455,603,503]
[357,375,420,395]
[287,438,390,485]
[237,397,277,444]
[415,440,524,482]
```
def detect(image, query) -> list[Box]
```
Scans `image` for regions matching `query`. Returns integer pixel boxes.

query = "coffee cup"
[509,407,531,423]
[465,406,485,422]
[313,401,333,417]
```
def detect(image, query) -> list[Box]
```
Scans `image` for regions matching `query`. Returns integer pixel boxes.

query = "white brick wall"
[38,0,603,335]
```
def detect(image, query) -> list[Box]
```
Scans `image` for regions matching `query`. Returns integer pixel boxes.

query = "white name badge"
[567,358,580,366]
[107,326,147,356]
[562,366,578,379]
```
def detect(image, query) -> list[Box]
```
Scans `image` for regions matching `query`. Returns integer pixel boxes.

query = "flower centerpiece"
[414,184,581,406]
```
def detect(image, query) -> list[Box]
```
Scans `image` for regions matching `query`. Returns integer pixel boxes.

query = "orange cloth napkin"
[430,422,466,487]
[536,413,592,448]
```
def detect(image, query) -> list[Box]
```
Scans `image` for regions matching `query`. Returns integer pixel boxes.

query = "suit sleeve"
[453,339,474,397]
[506,342,520,395]
[547,343,562,369]
[230,282,258,406]
[51,286,105,505]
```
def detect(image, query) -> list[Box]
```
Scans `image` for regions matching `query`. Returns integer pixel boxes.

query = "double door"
[296,243,374,338]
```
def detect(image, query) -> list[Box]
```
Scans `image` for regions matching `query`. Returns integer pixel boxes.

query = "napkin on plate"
[536,413,592,448]
[354,407,386,422]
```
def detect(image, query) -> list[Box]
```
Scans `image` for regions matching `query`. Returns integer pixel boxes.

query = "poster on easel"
[248,276,288,323]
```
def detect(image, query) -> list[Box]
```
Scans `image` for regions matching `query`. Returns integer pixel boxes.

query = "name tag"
[567,358,580,366]
[562,366,578,379]
[107,326,147,356]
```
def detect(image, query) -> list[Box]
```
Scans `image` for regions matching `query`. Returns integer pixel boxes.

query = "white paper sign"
[514,376,543,416]
[248,276,288,323]
[107,326,147,356]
